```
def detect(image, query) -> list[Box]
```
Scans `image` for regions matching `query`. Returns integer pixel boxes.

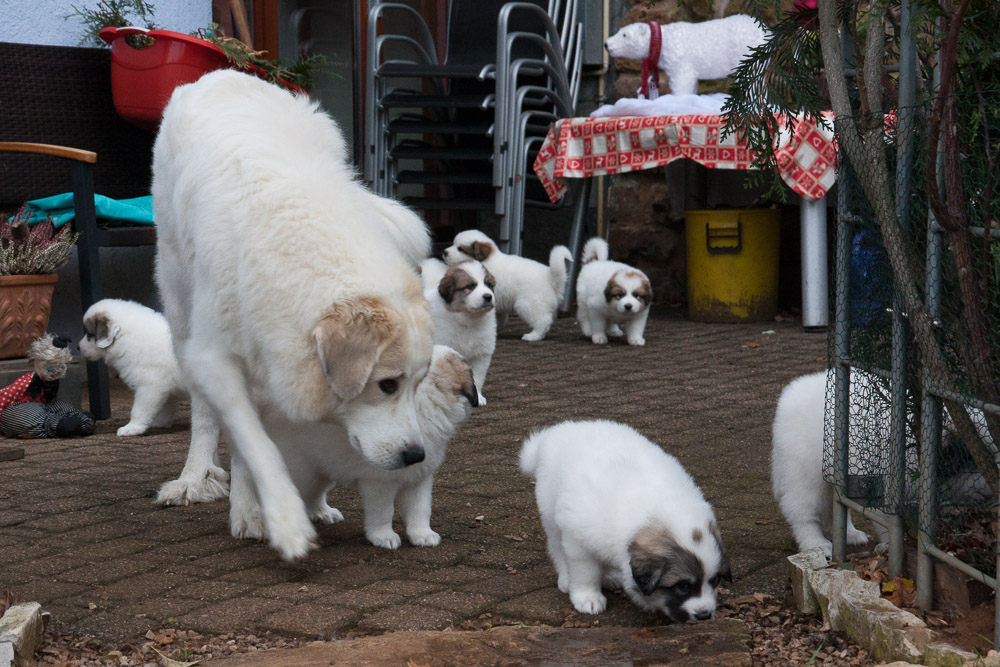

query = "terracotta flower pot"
[0,274,58,360]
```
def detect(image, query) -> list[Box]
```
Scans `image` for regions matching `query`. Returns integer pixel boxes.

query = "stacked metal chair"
[364,0,584,256]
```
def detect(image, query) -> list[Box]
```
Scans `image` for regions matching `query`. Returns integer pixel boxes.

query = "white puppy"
[575,238,652,346]
[237,346,478,549]
[521,420,731,619]
[152,70,433,561]
[771,370,872,558]
[772,370,994,558]
[422,260,496,405]
[442,230,571,342]
[604,15,767,96]
[79,299,187,438]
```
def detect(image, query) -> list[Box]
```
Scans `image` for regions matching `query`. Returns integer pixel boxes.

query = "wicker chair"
[0,41,160,419]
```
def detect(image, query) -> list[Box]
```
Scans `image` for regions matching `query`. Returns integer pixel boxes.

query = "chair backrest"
[445,0,548,67]
[0,42,154,209]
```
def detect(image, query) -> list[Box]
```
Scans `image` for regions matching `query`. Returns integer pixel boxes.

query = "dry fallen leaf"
[746,342,762,348]
[150,645,201,667]
[407,660,430,667]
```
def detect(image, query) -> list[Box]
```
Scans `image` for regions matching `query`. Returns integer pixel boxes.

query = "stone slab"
[787,547,828,614]
[0,602,43,667]
[208,622,752,667]
[0,448,24,462]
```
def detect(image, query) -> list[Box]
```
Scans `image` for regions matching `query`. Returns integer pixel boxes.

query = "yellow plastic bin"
[684,208,781,323]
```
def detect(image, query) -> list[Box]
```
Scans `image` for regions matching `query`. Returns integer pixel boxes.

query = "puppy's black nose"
[483,293,493,302]
[693,611,712,621]
[624,302,633,311]
[401,444,425,466]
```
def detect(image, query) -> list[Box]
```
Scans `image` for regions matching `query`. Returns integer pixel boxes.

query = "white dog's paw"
[310,503,344,525]
[407,528,441,547]
[265,500,318,562]
[608,324,624,337]
[557,574,569,594]
[847,526,870,546]
[117,422,149,437]
[570,590,607,615]
[591,333,608,345]
[230,509,267,541]
[627,336,646,346]
[367,528,402,550]
[522,331,546,342]
[477,392,487,407]
[799,538,833,560]
[155,468,230,506]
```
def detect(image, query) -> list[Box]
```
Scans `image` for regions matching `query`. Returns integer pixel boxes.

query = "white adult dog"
[521,420,731,618]
[237,346,478,549]
[421,258,496,405]
[79,299,187,437]
[575,238,652,346]
[442,230,571,342]
[604,15,767,97]
[152,70,433,561]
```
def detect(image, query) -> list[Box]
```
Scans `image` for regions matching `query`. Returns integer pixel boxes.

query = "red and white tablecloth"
[533,111,836,203]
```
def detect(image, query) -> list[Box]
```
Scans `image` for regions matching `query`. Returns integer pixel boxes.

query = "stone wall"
[606,0,793,307]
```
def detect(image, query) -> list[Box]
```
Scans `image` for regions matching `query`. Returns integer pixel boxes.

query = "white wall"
[0,0,211,47]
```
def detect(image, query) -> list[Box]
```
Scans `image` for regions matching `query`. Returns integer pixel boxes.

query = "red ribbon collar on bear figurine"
[639,21,661,99]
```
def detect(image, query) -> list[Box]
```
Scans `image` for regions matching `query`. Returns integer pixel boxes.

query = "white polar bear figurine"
[604,14,767,97]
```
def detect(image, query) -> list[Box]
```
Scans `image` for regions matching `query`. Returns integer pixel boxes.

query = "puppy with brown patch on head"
[421,258,497,405]
[442,230,572,342]
[244,346,478,549]
[576,238,652,346]
[79,299,191,439]
[520,420,730,618]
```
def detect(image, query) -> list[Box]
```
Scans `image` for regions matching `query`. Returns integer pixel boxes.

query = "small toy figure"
[0,334,96,439]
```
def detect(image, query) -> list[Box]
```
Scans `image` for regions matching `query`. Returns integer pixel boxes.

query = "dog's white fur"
[521,420,730,619]
[604,15,767,97]
[231,346,477,549]
[152,70,433,561]
[771,371,872,558]
[575,238,652,346]
[443,230,571,342]
[773,370,995,558]
[421,259,497,405]
[79,298,188,438]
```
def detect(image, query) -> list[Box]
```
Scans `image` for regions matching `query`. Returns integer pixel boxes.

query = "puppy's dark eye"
[709,574,722,588]
[464,282,477,291]
[670,581,692,596]
[378,379,399,395]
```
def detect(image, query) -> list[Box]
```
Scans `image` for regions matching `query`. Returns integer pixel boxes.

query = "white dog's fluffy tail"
[370,196,431,268]
[548,245,573,295]
[519,431,544,477]
[581,237,609,264]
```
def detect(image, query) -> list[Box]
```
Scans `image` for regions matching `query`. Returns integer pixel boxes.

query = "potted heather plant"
[0,205,79,359]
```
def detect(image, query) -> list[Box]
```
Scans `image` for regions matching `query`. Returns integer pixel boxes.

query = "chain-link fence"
[822,78,1000,635]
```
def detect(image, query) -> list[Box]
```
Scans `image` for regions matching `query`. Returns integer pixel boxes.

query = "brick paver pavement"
[0,311,826,643]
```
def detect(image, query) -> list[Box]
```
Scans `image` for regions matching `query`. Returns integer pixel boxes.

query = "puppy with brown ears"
[521,420,731,618]
[575,238,652,346]
[79,299,189,438]
[421,258,497,405]
[443,230,572,342]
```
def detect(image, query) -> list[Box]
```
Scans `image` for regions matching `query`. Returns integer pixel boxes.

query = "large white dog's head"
[312,293,433,471]
[604,21,655,60]
[442,230,498,265]
[604,269,652,315]
[436,261,495,316]
[628,519,731,622]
